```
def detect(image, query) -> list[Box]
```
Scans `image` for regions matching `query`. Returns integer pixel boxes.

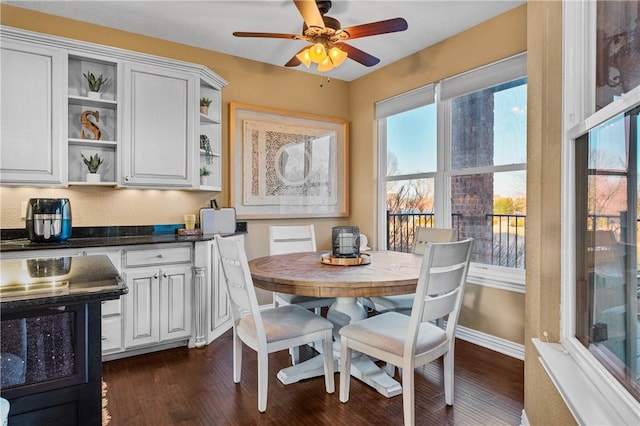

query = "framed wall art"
[229,103,349,219]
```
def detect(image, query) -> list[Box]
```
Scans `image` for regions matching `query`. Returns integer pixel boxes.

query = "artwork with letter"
[80,110,101,140]
[230,103,348,219]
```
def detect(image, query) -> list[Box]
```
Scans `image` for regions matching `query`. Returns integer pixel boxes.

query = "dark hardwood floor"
[102,331,524,425]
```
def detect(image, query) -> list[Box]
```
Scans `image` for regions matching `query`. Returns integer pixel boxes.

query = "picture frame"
[229,103,349,219]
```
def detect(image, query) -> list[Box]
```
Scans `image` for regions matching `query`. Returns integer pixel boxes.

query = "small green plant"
[83,71,108,92]
[200,97,212,107]
[200,134,212,154]
[81,153,103,173]
[200,167,211,177]
[200,134,214,165]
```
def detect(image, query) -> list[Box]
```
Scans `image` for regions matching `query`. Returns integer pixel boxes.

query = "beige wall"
[524,1,576,424]
[1,4,576,422]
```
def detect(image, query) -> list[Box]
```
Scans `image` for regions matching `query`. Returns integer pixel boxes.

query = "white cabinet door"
[122,62,196,187]
[124,268,160,348]
[159,265,193,341]
[1,40,66,184]
[206,239,232,344]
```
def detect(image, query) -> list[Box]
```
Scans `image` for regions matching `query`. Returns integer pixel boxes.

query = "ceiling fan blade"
[341,17,408,40]
[294,0,325,29]
[337,42,380,67]
[233,31,301,40]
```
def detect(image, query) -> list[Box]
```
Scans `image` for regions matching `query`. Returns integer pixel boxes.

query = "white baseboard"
[455,324,525,360]
[520,409,529,426]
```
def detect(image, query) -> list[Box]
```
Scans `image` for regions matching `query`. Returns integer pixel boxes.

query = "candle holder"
[332,226,360,258]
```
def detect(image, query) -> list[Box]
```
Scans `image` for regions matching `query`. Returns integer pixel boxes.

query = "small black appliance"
[26,198,72,242]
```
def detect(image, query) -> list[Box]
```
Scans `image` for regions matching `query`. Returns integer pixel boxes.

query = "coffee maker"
[26,198,72,242]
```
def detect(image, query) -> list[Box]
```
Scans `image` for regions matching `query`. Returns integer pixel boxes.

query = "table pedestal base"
[276,297,402,398]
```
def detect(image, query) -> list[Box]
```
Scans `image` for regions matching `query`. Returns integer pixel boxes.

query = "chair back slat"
[424,266,467,296]
[413,227,455,255]
[420,290,461,323]
[269,225,317,255]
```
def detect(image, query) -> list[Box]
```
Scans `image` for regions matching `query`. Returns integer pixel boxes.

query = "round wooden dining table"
[248,250,423,398]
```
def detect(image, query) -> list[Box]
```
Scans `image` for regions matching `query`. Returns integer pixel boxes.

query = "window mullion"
[436,90,450,228]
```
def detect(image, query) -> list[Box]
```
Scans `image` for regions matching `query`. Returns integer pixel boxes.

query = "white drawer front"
[124,245,192,267]
[102,316,123,353]
[101,299,121,316]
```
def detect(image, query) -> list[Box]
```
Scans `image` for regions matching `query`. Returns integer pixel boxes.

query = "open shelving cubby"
[67,54,119,185]
[198,81,222,191]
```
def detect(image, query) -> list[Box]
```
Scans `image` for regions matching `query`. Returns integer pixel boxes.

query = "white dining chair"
[269,225,335,314]
[269,225,336,364]
[215,234,335,413]
[370,227,456,314]
[339,238,473,426]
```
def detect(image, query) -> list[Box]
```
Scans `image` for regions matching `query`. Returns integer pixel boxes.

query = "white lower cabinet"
[203,239,233,344]
[122,244,193,349]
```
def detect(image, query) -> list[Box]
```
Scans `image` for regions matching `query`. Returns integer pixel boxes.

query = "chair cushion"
[339,312,446,356]
[239,304,333,343]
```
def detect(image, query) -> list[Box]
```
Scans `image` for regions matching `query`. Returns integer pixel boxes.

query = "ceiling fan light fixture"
[309,42,327,63]
[328,46,348,67]
[317,55,335,72]
[296,48,312,67]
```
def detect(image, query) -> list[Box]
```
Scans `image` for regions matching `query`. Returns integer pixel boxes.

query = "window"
[557,0,640,420]
[574,108,640,399]
[377,54,527,288]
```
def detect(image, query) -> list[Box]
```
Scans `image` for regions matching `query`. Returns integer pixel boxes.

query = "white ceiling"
[5,0,525,81]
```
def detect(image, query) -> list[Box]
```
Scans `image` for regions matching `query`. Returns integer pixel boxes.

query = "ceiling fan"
[232,0,408,72]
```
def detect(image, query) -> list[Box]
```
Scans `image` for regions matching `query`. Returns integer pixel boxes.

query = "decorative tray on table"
[320,252,371,266]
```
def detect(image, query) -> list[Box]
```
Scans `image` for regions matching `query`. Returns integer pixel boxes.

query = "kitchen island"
[0,254,126,426]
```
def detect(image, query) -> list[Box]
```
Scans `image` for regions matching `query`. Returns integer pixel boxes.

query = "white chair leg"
[257,350,268,412]
[443,349,455,405]
[232,329,242,383]
[339,336,352,403]
[314,307,322,315]
[322,330,335,394]
[402,363,415,426]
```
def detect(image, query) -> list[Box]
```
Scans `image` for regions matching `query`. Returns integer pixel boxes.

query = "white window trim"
[533,1,640,424]
[376,54,527,293]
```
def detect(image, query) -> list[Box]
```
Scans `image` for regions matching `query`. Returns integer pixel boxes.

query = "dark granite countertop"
[0,224,237,253]
[0,254,127,311]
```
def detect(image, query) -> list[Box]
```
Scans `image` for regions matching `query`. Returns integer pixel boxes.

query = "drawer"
[101,299,121,316]
[124,245,192,267]
[101,316,123,353]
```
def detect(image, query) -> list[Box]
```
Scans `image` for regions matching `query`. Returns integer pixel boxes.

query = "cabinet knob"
[101,336,107,340]
[156,254,164,258]
[154,274,159,279]
[124,176,130,181]
[163,272,168,278]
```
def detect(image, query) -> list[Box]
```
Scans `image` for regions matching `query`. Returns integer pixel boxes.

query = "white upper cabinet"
[0,26,227,190]
[0,39,66,185]
[121,62,196,187]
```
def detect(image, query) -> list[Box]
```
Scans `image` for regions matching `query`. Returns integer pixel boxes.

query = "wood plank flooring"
[102,331,524,425]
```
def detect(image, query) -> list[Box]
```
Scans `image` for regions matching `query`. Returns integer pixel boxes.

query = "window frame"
[551,0,640,422]
[376,54,527,293]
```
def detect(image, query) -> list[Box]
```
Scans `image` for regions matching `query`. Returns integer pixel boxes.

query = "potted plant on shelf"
[200,97,212,115]
[200,134,213,164]
[200,167,211,185]
[81,153,104,183]
[83,71,108,99]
